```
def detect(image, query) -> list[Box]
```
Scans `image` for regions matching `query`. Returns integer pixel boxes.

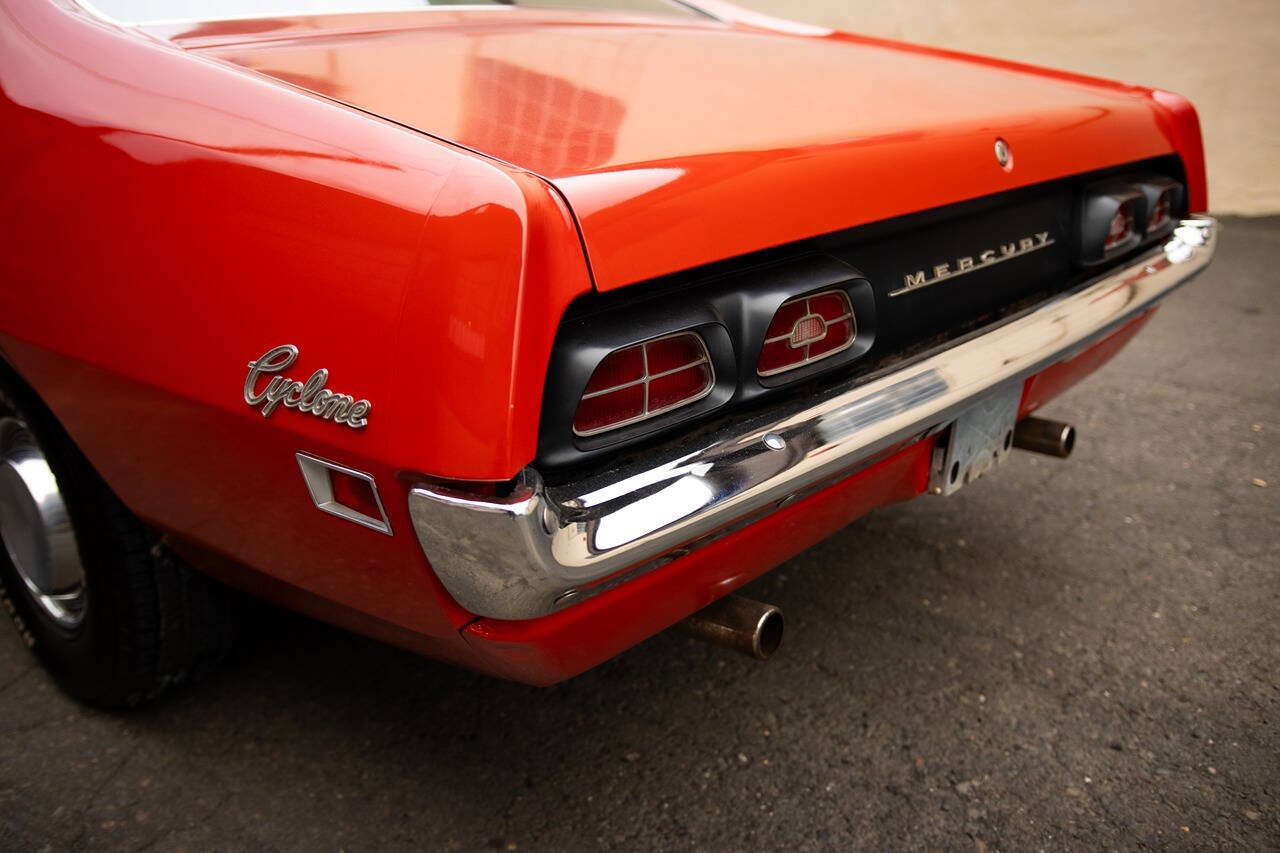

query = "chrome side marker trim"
[409,218,1218,621]
[296,453,392,535]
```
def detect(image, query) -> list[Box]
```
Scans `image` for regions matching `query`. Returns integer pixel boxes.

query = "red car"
[0,0,1216,706]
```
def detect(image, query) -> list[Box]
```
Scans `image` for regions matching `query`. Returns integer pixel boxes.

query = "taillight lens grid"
[573,331,714,436]
[1146,189,1174,234]
[1103,200,1136,250]
[757,289,856,377]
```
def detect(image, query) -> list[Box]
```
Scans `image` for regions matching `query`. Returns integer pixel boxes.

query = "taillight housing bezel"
[1132,173,1184,238]
[1078,175,1186,267]
[537,256,876,467]
[1078,181,1145,265]
[543,315,738,457]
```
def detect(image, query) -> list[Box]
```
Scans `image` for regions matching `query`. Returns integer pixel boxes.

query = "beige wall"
[737,0,1280,214]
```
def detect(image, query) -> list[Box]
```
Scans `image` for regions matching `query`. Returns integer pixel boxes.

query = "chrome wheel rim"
[0,417,87,628]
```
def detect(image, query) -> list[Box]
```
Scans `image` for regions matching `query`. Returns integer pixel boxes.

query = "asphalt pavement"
[1,217,1276,851]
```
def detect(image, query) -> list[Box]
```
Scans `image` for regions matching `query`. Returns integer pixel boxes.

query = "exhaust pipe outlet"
[681,595,784,660]
[1013,416,1077,458]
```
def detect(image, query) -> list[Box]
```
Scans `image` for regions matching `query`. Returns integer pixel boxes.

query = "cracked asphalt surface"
[1,217,1276,851]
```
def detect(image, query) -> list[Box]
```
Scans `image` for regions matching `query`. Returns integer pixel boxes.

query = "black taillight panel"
[539,156,1188,473]
[1079,181,1145,265]
[537,255,876,469]
[1079,174,1186,266]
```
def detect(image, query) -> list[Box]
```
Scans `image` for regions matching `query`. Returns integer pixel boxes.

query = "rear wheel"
[0,378,238,708]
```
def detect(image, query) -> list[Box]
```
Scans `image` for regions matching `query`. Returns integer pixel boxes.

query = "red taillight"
[757,289,856,377]
[573,332,713,436]
[1104,201,1135,250]
[1146,189,1173,234]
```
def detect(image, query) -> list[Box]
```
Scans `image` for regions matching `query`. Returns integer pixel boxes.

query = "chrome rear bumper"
[409,217,1217,620]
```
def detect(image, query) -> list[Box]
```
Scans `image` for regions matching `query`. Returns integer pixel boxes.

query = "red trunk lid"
[170,9,1177,290]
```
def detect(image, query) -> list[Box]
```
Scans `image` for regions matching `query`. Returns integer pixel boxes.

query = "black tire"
[0,372,239,708]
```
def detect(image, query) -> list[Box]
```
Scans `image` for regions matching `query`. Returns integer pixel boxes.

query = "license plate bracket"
[929,385,1022,496]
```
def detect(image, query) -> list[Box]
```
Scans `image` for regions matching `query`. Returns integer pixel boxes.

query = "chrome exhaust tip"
[681,595,784,660]
[1013,416,1076,459]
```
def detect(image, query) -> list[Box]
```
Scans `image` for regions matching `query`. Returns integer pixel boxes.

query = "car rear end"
[408,158,1215,683]
[34,1,1216,686]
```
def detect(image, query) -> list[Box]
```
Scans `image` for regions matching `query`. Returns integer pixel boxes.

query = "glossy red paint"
[1148,90,1208,213]
[1019,311,1155,417]
[0,0,1210,684]
[181,7,1201,290]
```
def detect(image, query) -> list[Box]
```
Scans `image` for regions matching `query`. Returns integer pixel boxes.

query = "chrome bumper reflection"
[408,217,1218,620]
